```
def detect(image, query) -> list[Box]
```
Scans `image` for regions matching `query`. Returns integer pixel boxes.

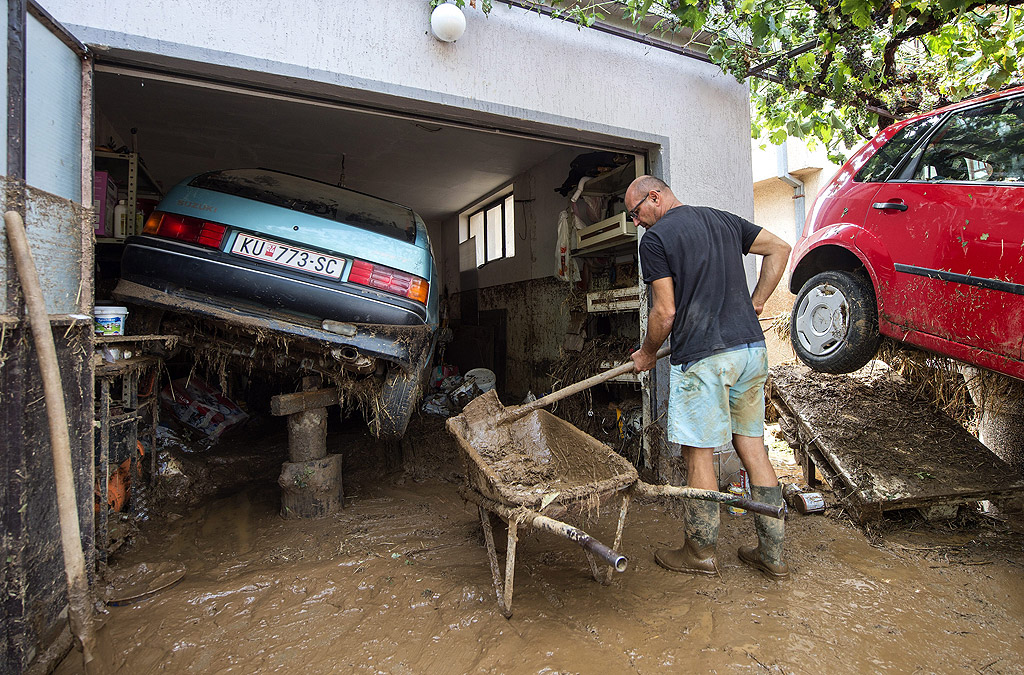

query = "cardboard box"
[93,171,117,237]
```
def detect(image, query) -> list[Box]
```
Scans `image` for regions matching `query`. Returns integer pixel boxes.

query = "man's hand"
[631,348,657,373]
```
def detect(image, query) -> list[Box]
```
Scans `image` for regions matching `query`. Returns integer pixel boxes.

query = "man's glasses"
[627,190,658,221]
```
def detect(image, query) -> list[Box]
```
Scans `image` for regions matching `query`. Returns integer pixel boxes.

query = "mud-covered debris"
[160,375,248,440]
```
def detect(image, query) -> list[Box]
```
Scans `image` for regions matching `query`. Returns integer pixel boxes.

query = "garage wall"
[439,145,581,294]
[43,0,754,218]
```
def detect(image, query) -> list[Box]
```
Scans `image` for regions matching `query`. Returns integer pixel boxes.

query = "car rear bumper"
[113,279,434,372]
[121,235,429,326]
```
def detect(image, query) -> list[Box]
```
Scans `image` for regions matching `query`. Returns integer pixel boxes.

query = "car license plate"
[231,233,344,279]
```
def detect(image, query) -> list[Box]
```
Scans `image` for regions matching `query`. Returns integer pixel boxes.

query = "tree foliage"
[438,0,1024,159]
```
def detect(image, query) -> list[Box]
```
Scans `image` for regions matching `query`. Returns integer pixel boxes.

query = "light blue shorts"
[668,344,768,448]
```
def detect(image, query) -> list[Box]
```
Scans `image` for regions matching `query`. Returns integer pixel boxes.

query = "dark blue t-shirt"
[639,205,764,365]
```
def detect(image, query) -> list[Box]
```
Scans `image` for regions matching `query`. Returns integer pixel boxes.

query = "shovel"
[458,345,784,519]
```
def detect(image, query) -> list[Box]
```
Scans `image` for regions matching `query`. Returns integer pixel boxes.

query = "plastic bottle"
[113,200,128,238]
[135,209,145,235]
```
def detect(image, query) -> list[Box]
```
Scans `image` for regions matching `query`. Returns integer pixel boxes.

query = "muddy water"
[59,420,1024,674]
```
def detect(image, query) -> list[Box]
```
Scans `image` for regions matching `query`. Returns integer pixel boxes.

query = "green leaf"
[841,0,873,29]
[831,67,847,95]
[796,53,816,74]
[986,69,1009,90]
[751,15,769,47]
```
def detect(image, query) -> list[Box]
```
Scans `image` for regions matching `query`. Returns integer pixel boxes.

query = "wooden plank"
[769,363,1024,520]
[94,334,178,344]
[270,388,341,416]
[94,355,160,377]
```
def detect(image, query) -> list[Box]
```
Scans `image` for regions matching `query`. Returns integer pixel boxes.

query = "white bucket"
[465,368,496,393]
[94,306,128,336]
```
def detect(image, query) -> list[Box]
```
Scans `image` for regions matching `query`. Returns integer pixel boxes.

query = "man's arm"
[747,229,792,316]
[631,276,675,372]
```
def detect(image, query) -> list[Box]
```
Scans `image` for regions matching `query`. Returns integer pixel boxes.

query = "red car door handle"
[872,202,908,211]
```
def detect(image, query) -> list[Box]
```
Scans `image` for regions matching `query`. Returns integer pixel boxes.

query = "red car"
[789,86,1024,381]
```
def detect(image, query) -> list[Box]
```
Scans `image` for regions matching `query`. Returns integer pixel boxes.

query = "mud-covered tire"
[790,270,882,374]
[371,367,423,440]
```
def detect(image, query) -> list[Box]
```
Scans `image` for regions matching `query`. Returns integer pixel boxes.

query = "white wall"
[438,146,581,293]
[45,0,754,221]
[751,137,843,246]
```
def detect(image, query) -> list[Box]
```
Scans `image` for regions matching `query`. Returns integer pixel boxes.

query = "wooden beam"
[270,388,341,416]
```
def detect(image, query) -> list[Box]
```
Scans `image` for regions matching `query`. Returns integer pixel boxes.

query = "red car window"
[854,116,941,183]
[912,97,1024,183]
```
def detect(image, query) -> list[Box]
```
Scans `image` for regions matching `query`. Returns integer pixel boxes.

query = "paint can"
[783,483,825,514]
[793,491,826,514]
[727,484,746,516]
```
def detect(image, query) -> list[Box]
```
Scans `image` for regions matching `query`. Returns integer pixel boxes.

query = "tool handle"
[634,482,786,519]
[514,345,670,418]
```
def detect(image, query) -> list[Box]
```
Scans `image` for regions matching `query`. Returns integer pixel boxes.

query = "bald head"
[629,175,669,198]
[625,175,682,229]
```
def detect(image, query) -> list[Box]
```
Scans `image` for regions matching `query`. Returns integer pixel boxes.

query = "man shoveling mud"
[627,176,792,579]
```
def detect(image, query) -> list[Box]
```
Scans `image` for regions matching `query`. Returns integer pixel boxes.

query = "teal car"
[114,168,439,438]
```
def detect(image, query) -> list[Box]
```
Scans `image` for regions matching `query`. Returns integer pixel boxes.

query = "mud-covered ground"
[60,415,1024,674]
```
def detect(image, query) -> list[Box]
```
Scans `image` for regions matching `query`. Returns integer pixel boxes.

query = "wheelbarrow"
[446,346,784,617]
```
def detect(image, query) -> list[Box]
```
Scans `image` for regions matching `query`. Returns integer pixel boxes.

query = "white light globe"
[430,3,466,43]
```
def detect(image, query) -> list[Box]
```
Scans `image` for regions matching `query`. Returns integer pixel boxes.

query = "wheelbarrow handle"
[458,485,629,572]
[532,514,628,572]
[634,482,786,519]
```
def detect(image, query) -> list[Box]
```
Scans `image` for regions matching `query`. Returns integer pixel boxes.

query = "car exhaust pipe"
[331,346,375,374]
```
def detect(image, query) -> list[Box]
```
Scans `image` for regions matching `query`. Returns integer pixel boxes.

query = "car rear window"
[190,169,417,243]
[854,116,941,183]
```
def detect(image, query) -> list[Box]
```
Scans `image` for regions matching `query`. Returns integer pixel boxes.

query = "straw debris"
[770,314,979,430]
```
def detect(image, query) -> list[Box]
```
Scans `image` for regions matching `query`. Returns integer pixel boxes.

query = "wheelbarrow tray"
[446,390,638,511]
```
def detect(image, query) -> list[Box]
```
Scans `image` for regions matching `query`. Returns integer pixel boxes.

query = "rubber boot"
[738,484,790,579]
[655,499,720,575]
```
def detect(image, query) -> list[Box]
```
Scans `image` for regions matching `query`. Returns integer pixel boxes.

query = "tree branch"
[882,0,1024,79]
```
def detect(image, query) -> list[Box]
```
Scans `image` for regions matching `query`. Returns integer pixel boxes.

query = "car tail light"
[142,211,227,249]
[349,260,429,304]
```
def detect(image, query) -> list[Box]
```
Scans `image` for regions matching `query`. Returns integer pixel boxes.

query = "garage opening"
[90,61,652,529]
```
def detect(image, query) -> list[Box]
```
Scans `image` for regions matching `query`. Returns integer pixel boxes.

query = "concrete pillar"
[963,367,1024,472]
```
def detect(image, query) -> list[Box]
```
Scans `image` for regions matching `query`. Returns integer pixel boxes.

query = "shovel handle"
[512,345,670,418]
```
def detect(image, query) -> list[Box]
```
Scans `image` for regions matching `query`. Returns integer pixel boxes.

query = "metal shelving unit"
[94,151,163,242]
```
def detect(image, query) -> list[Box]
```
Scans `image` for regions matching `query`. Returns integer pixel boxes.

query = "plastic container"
[465,368,496,393]
[93,171,117,236]
[94,306,129,336]
[727,485,747,516]
[113,200,128,239]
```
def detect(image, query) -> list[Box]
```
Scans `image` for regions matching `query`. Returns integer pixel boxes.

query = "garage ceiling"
[94,69,582,222]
